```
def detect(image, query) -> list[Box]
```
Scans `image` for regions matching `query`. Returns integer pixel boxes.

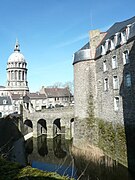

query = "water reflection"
[25,135,77,178]
[53,135,67,158]
[25,135,133,180]
[37,135,48,156]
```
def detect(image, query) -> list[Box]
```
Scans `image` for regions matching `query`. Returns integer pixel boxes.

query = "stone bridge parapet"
[22,106,74,139]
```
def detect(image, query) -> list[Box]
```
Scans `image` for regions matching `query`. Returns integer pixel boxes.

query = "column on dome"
[22,71,24,81]
[18,70,21,80]
[20,70,22,81]
[15,70,17,80]
[7,70,9,81]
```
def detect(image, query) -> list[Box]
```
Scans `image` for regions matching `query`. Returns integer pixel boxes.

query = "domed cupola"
[8,40,26,64]
[6,39,29,94]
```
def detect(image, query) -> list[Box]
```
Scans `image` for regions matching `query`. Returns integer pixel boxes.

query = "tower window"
[103,60,107,72]
[112,56,117,69]
[113,76,119,89]
[114,96,119,111]
[104,78,109,91]
[123,50,129,65]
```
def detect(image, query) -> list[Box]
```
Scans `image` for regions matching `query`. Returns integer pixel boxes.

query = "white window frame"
[123,50,129,65]
[112,56,117,69]
[113,76,119,90]
[3,99,7,105]
[121,30,127,44]
[114,96,119,111]
[104,78,109,91]
[103,60,107,72]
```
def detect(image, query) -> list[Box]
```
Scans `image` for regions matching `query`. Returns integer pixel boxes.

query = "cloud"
[55,33,88,48]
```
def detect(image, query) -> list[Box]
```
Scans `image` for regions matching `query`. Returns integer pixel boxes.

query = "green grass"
[0,158,73,180]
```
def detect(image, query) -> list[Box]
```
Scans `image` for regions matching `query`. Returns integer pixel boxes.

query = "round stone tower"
[73,30,105,147]
[6,40,29,94]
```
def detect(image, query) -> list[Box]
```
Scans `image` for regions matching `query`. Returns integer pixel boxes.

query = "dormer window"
[117,33,121,45]
[108,40,111,51]
[126,24,131,40]
[101,45,106,55]
[121,30,127,44]
[105,40,109,52]
[110,39,115,50]
[115,32,120,46]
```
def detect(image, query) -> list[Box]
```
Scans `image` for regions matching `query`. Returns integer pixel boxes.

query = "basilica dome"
[7,40,26,63]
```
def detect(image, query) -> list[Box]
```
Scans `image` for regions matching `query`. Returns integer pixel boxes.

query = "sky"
[0,0,135,92]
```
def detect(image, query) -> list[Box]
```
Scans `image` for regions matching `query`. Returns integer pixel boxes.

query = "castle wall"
[73,59,97,147]
[73,36,135,167]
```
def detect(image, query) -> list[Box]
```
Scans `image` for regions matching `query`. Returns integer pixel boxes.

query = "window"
[112,56,117,69]
[125,73,131,87]
[104,78,109,91]
[121,31,127,43]
[114,97,119,111]
[11,71,14,80]
[101,45,106,55]
[123,50,129,65]
[19,71,21,80]
[117,33,121,45]
[3,99,7,104]
[110,39,115,50]
[103,60,107,72]
[113,76,119,89]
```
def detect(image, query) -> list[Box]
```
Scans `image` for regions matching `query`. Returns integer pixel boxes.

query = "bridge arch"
[24,119,33,135]
[37,119,47,136]
[53,118,61,137]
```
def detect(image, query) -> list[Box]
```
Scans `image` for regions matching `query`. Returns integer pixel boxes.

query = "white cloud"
[55,33,88,48]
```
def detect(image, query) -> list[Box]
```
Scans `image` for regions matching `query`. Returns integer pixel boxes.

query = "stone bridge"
[22,106,74,139]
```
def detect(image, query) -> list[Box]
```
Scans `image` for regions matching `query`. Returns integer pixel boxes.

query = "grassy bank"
[0,158,73,180]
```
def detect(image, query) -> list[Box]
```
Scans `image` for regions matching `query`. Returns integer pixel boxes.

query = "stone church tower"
[6,40,29,94]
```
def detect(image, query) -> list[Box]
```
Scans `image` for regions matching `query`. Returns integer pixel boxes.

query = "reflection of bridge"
[22,106,74,139]
[25,135,77,178]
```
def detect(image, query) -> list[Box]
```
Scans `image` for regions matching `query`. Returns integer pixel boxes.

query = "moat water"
[9,134,134,180]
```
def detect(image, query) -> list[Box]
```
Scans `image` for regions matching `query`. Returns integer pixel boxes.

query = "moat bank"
[10,134,133,180]
[73,116,135,177]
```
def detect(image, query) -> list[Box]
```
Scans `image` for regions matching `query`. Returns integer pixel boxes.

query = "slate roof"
[44,88,71,98]
[0,86,5,89]
[101,16,135,44]
[80,42,90,50]
[28,93,46,99]
[0,96,12,105]
[11,94,21,100]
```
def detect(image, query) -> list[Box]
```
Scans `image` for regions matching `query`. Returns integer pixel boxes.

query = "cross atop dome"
[14,39,20,52]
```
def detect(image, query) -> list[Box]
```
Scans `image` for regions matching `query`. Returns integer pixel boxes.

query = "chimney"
[89,29,106,59]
